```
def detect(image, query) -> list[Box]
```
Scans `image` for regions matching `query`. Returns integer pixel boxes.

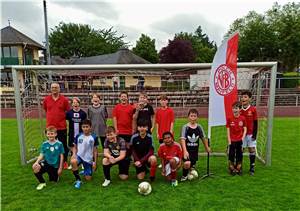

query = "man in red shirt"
[158,132,182,187]
[43,82,70,168]
[240,91,258,175]
[112,91,135,144]
[226,101,247,175]
[155,94,175,144]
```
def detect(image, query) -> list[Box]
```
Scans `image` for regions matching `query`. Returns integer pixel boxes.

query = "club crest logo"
[239,121,244,126]
[214,64,236,96]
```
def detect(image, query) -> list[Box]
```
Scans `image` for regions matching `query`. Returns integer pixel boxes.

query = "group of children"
[32,90,258,190]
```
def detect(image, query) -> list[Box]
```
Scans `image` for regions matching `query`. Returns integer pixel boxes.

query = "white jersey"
[74,133,99,163]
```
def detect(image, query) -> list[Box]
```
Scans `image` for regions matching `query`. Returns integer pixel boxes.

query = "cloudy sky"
[0,0,292,50]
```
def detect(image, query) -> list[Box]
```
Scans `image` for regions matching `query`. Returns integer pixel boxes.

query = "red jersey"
[112,103,135,135]
[226,115,247,142]
[155,107,175,139]
[240,105,257,135]
[158,142,182,164]
[43,94,70,130]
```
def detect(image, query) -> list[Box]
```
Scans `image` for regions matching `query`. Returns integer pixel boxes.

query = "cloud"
[53,0,119,20]
[1,1,45,44]
[151,13,226,46]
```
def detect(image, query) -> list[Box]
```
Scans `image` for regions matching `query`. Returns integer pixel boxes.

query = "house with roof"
[0,25,45,90]
[51,48,165,91]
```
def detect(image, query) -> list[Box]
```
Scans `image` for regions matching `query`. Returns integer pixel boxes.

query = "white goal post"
[11,62,277,166]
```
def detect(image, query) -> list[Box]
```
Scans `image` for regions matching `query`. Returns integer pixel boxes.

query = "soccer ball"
[188,169,199,180]
[138,182,152,196]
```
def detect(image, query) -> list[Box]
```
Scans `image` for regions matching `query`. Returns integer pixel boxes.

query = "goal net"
[11,63,276,165]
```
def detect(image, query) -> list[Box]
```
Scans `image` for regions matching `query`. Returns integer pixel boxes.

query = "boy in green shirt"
[32,126,64,190]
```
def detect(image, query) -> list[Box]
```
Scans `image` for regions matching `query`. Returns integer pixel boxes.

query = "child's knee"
[149,156,157,165]
[183,161,191,169]
[102,158,109,165]
[119,174,128,180]
[70,158,77,166]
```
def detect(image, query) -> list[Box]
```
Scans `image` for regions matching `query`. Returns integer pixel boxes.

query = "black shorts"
[38,160,59,182]
[68,135,75,148]
[111,159,130,175]
[183,151,198,167]
[228,141,243,164]
[135,162,150,175]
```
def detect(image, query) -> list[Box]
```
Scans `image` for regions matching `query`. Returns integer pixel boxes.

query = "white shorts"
[164,157,180,176]
[242,134,257,148]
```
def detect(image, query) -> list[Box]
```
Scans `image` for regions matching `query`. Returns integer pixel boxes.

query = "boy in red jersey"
[240,91,258,175]
[155,94,175,144]
[112,91,135,143]
[226,101,247,175]
[158,132,182,187]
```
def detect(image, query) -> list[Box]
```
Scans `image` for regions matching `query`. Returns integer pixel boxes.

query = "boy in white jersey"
[71,119,99,189]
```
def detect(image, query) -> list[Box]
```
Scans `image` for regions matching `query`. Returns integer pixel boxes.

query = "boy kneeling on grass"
[102,126,130,187]
[130,120,157,182]
[158,132,182,187]
[226,101,247,175]
[32,126,64,190]
[71,119,98,189]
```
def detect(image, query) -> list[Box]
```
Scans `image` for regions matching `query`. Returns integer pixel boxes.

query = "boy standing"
[71,120,99,189]
[226,102,247,175]
[32,126,64,190]
[155,94,175,144]
[87,93,108,148]
[130,120,157,182]
[102,126,130,187]
[180,109,210,181]
[133,92,155,133]
[240,91,258,175]
[112,91,135,143]
[158,132,182,187]
[66,97,87,152]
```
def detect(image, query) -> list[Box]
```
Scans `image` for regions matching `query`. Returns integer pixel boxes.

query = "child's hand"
[32,162,41,172]
[206,147,211,153]
[183,151,189,160]
[92,162,97,171]
[135,161,142,167]
[109,157,116,164]
[57,167,63,176]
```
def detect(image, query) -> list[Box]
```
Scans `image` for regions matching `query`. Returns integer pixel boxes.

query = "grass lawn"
[1,118,300,210]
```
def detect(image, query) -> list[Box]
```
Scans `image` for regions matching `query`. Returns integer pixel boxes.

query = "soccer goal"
[11,62,277,166]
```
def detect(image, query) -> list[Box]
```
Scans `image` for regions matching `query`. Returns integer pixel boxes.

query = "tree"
[132,34,159,63]
[226,2,300,71]
[49,22,127,58]
[267,2,300,71]
[159,38,195,63]
[175,26,217,63]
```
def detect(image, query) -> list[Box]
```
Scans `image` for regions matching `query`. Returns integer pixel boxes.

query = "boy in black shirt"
[133,92,155,133]
[180,109,211,181]
[102,126,129,187]
[130,120,157,182]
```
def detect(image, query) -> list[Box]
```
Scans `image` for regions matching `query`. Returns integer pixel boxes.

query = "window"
[2,47,10,57]
[1,46,18,57]
[10,47,18,57]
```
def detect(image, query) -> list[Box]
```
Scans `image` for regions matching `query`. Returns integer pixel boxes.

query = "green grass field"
[1,118,300,210]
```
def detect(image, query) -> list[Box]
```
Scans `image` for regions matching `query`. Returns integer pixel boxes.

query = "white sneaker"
[158,164,162,168]
[68,165,72,170]
[36,183,46,190]
[102,179,111,187]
